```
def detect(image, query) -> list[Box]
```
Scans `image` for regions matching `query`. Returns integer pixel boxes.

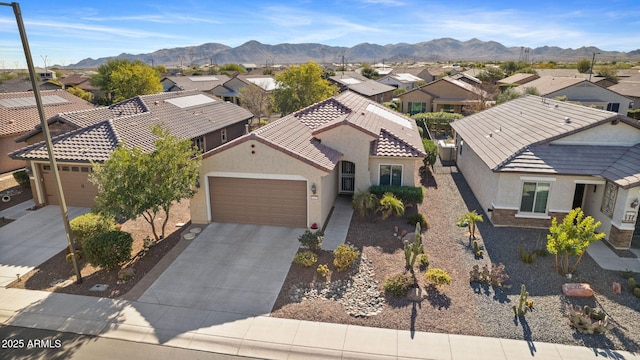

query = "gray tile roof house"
[516,76,633,115]
[0,89,96,173]
[161,75,231,92]
[10,91,254,207]
[190,91,426,229]
[328,72,395,103]
[451,95,640,249]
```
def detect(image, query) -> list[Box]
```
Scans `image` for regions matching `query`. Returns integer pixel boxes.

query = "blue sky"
[0,0,639,67]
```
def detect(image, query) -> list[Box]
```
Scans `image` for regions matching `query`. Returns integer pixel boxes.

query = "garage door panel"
[209,177,306,228]
[41,164,97,207]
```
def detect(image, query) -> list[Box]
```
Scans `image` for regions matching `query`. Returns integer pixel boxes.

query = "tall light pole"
[1,2,82,283]
[589,52,600,82]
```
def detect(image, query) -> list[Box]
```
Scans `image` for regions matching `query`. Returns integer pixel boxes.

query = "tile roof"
[497,73,539,85]
[0,90,96,136]
[451,95,640,187]
[608,81,640,98]
[162,75,230,91]
[203,91,425,172]
[10,91,253,162]
[515,76,585,95]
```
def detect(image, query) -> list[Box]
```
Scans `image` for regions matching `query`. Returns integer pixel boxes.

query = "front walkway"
[587,241,640,272]
[321,196,353,251]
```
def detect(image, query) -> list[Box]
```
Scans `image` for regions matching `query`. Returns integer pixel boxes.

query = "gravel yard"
[271,160,640,352]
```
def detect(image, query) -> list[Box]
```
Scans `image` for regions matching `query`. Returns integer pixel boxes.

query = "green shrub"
[519,245,536,264]
[621,270,634,280]
[333,244,360,272]
[298,230,323,252]
[369,185,424,206]
[293,251,318,267]
[84,230,133,269]
[634,287,640,298]
[416,253,429,269]
[70,212,115,248]
[317,264,330,277]
[422,139,438,168]
[406,213,428,228]
[424,268,451,287]
[379,192,405,220]
[627,109,640,120]
[352,190,378,218]
[629,277,637,290]
[383,272,415,297]
[12,169,30,188]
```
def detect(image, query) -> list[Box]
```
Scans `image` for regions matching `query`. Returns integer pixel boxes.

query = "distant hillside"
[69,38,640,68]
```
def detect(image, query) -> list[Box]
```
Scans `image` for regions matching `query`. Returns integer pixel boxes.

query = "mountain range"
[70,38,640,68]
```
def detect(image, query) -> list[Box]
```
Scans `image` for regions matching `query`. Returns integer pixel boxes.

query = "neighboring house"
[35,67,56,80]
[607,81,640,110]
[0,76,33,93]
[0,90,95,174]
[516,76,633,115]
[189,91,426,229]
[60,73,102,98]
[398,77,487,115]
[451,95,640,249]
[497,73,540,86]
[378,73,424,91]
[10,91,254,207]
[328,72,395,103]
[391,67,435,83]
[211,74,277,105]
[451,73,482,87]
[161,75,230,93]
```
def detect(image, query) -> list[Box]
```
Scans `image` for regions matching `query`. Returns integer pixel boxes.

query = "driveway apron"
[0,204,90,287]
[137,223,303,316]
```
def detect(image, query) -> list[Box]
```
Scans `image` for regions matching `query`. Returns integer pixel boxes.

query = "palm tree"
[379,192,405,220]
[458,210,483,239]
[352,191,378,218]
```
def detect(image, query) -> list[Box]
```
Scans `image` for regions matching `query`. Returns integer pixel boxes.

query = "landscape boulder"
[562,283,594,297]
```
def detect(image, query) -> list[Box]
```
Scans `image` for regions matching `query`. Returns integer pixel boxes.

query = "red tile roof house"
[0,90,96,174]
[10,91,253,207]
[451,95,640,249]
[189,91,426,229]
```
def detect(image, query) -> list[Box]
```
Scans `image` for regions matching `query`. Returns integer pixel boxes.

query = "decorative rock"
[190,227,202,234]
[562,283,594,297]
[183,233,196,240]
[407,287,423,302]
[118,268,135,281]
[612,282,621,295]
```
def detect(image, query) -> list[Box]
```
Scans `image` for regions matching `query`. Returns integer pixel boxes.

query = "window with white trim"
[519,182,550,214]
[379,165,402,186]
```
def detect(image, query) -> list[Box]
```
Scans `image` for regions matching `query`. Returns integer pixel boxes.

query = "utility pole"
[2,1,82,283]
[589,52,600,82]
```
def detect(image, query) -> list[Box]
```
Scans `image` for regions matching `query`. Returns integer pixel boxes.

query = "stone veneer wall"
[608,224,633,249]
[490,208,566,228]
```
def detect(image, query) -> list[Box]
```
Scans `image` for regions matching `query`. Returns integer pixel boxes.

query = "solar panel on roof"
[165,94,216,108]
[0,95,69,108]
[366,104,412,128]
[188,76,218,82]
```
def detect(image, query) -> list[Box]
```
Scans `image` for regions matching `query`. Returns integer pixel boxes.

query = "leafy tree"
[238,84,271,125]
[90,126,201,241]
[499,61,529,76]
[360,62,380,79]
[393,88,407,96]
[496,88,521,104]
[91,59,162,104]
[477,67,505,84]
[576,58,592,73]
[412,111,463,138]
[271,61,337,115]
[422,139,438,168]
[524,86,540,96]
[217,63,247,74]
[596,66,619,82]
[546,208,605,274]
[66,86,94,103]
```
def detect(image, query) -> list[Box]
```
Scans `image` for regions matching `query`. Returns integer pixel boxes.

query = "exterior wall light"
[311,182,316,194]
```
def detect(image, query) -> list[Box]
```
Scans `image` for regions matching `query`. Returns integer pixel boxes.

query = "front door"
[572,183,586,209]
[339,161,355,194]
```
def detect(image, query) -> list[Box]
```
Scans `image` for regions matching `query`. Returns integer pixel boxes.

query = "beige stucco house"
[398,77,487,115]
[190,91,426,229]
[10,91,253,207]
[451,95,640,249]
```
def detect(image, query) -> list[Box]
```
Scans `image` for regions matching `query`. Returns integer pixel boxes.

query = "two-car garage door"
[209,177,307,228]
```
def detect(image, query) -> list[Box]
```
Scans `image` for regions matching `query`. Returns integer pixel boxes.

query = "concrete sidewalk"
[1,287,638,360]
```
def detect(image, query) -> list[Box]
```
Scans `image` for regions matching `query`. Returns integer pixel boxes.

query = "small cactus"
[473,240,483,257]
[629,277,637,290]
[567,304,613,334]
[512,284,531,316]
[634,287,640,298]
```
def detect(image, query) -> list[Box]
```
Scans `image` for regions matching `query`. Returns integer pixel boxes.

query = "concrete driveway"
[0,201,90,286]
[137,222,303,316]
